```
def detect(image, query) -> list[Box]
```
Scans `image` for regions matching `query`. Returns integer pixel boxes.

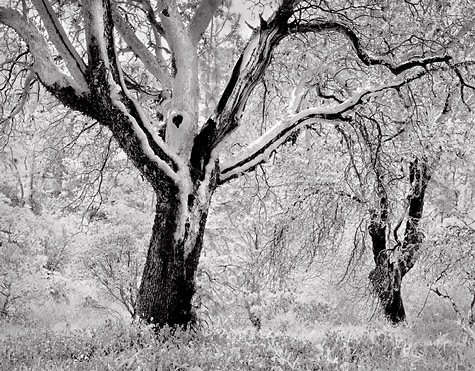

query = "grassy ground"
[1,316,474,371]
[1,267,474,370]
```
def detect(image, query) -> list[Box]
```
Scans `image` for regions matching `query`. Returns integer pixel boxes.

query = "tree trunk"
[368,207,406,323]
[369,158,430,324]
[135,178,213,328]
[369,260,406,324]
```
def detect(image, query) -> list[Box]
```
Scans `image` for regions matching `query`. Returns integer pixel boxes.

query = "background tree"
[1,0,474,328]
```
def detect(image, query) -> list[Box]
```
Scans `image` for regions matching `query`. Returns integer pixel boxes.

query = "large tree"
[1,0,473,327]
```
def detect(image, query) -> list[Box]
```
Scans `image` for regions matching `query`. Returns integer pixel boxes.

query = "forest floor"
[1,305,474,371]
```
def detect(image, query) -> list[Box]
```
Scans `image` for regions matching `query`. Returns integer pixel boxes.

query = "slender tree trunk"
[135,178,214,328]
[369,158,430,324]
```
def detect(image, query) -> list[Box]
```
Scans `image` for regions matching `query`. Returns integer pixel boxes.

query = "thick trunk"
[368,158,430,324]
[369,262,406,324]
[368,211,406,323]
[135,178,213,328]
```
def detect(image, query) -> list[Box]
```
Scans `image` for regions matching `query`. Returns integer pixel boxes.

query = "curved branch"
[31,0,88,89]
[219,70,429,183]
[81,0,183,182]
[289,21,452,75]
[0,6,88,96]
[219,117,340,183]
[2,4,181,186]
[190,1,299,181]
[211,2,297,145]
[210,4,449,154]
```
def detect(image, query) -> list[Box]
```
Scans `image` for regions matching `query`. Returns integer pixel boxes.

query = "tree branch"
[219,117,339,183]
[189,0,299,178]
[31,0,88,89]
[219,70,429,183]
[82,0,120,87]
[159,2,200,159]
[74,1,183,184]
[288,21,452,75]
[0,6,88,98]
[188,0,222,46]
[207,3,449,167]
[111,3,169,85]
[2,69,36,121]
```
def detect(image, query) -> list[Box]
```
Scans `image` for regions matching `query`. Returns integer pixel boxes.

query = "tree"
[368,156,431,323]
[1,0,473,327]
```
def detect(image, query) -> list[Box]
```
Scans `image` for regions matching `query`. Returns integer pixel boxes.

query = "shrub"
[1,321,474,371]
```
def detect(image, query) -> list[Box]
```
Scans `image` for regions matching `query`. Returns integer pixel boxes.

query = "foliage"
[82,201,153,317]
[1,320,474,371]
[0,200,77,320]
[420,222,475,328]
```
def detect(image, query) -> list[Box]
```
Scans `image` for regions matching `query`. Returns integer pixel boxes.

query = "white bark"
[160,4,200,160]
[188,0,223,46]
[30,0,88,90]
[0,7,88,95]
[82,0,109,65]
[220,72,424,182]
[111,3,169,85]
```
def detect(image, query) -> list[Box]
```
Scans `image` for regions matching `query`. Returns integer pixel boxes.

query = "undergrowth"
[1,321,474,370]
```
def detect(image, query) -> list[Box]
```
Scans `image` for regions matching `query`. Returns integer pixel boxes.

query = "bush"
[82,203,151,316]
[0,201,77,321]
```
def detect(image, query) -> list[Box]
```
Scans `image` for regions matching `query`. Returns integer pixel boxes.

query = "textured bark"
[135,181,212,328]
[369,158,430,324]
[368,189,406,323]
[368,260,406,324]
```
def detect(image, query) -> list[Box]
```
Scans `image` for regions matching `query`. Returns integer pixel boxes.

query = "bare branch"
[2,69,36,121]
[140,0,166,38]
[159,3,200,158]
[31,0,88,89]
[219,70,429,183]
[431,287,463,319]
[206,4,450,171]
[82,0,115,85]
[219,118,339,183]
[188,0,223,46]
[0,6,88,97]
[192,1,299,172]
[289,21,452,75]
[111,3,170,85]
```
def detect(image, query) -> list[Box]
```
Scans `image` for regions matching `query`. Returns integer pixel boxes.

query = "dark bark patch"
[190,118,216,183]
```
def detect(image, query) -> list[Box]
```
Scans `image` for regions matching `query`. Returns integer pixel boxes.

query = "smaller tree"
[368,158,431,323]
